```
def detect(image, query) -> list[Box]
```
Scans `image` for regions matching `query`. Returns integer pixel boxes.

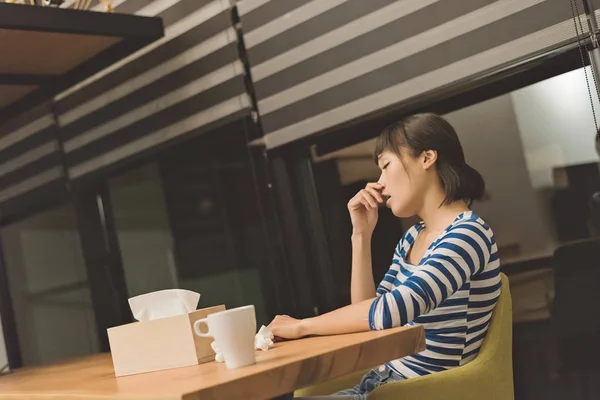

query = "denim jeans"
[284,364,404,400]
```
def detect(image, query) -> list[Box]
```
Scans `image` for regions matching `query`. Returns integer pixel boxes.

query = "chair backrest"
[552,238,600,336]
[369,272,514,400]
[551,239,600,370]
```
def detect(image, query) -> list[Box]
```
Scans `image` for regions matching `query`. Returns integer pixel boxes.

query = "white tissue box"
[107,305,226,377]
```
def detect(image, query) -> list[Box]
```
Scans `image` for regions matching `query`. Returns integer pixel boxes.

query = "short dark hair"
[374,113,485,206]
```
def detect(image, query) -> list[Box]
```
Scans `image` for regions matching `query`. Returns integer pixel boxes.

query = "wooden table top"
[0,325,425,400]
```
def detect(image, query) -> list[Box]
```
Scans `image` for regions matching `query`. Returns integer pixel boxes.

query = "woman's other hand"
[268,315,306,341]
[347,182,384,236]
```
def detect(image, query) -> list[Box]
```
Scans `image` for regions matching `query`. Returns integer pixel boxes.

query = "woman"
[271,113,501,399]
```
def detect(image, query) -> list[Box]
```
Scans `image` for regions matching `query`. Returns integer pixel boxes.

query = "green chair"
[295,273,514,399]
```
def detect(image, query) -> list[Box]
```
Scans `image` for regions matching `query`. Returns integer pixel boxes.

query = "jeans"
[284,364,404,400]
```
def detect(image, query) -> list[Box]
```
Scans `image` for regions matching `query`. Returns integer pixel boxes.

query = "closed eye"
[382,162,390,170]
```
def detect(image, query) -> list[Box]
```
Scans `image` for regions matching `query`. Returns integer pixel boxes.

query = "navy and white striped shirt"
[369,211,501,378]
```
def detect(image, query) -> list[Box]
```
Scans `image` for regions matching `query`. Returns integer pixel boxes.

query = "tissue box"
[107,305,225,377]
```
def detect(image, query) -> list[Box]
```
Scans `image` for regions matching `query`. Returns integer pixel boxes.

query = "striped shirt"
[369,211,501,378]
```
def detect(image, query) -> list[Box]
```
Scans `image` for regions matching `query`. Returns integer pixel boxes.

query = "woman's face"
[377,148,429,218]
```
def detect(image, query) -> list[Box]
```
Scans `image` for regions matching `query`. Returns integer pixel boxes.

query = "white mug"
[193,305,257,369]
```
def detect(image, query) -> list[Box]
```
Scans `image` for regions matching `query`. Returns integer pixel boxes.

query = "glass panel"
[0,317,8,373]
[445,93,560,263]
[108,125,269,326]
[315,65,600,273]
[0,204,99,367]
[108,163,178,297]
[510,66,600,244]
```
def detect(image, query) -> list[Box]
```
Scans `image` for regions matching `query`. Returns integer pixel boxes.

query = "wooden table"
[0,325,425,400]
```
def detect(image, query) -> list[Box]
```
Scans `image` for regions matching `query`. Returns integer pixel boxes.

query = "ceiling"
[0,2,163,119]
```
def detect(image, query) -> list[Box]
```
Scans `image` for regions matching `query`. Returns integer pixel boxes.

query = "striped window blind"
[0,104,66,223]
[238,0,594,149]
[0,0,252,222]
[54,0,251,181]
[1,0,596,222]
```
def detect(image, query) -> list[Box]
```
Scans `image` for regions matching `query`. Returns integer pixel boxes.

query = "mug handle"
[193,318,212,338]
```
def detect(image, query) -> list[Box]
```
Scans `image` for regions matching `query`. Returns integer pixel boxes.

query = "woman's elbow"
[368,297,403,330]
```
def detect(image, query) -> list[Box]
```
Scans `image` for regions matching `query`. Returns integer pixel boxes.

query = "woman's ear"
[422,150,438,170]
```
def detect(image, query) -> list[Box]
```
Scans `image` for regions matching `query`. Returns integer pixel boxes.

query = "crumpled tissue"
[255,325,275,351]
[212,325,274,363]
[128,289,200,322]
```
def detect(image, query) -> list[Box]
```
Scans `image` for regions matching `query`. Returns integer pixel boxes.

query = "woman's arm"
[269,221,493,340]
[350,233,376,303]
[302,297,373,336]
[269,298,374,340]
[346,182,384,303]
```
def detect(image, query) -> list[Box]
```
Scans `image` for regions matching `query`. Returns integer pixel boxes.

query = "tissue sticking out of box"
[128,289,200,322]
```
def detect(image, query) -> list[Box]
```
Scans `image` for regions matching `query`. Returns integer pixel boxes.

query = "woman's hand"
[268,315,306,341]
[347,182,384,236]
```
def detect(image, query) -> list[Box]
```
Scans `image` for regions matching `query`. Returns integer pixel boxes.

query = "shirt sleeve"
[369,221,492,330]
[376,246,402,296]
[375,228,414,296]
